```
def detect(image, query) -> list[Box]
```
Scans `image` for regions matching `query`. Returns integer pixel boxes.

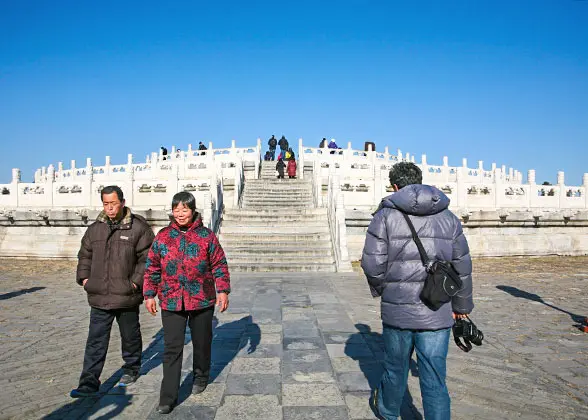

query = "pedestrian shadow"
[175,315,260,406]
[349,324,423,420]
[42,328,166,420]
[496,285,586,327]
[0,286,46,301]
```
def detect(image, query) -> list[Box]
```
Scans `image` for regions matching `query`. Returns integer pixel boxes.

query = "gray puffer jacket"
[361,184,473,330]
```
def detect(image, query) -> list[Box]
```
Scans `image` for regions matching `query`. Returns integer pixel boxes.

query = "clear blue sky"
[1,0,587,185]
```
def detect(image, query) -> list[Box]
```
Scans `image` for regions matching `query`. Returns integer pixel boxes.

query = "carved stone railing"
[326,175,352,272]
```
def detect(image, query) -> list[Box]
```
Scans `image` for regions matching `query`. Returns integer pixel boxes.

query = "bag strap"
[400,212,431,269]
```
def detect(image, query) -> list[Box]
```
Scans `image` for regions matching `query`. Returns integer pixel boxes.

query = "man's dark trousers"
[78,306,142,391]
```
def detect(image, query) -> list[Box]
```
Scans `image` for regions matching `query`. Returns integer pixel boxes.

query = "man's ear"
[121,199,126,207]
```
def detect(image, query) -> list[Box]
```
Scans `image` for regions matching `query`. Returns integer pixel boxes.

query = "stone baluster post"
[478,160,484,183]
[494,167,503,209]
[442,156,449,182]
[397,149,403,162]
[105,156,111,177]
[456,166,465,209]
[557,171,565,209]
[491,163,497,182]
[187,143,193,158]
[70,160,76,180]
[421,154,428,182]
[11,168,21,207]
[528,169,536,208]
[47,164,55,207]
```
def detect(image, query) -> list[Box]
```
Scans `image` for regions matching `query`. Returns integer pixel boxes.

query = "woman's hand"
[216,292,229,313]
[145,298,158,316]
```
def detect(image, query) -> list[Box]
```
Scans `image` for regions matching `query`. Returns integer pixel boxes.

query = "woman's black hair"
[171,191,197,212]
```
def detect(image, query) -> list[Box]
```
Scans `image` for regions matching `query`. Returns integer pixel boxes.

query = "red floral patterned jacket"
[143,217,230,311]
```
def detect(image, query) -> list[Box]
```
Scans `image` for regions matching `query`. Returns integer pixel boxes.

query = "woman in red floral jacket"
[143,192,230,415]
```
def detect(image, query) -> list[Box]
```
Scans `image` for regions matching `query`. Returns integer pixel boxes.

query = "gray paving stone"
[282,383,345,406]
[225,373,281,395]
[327,343,374,358]
[283,337,325,350]
[323,332,368,345]
[283,406,350,419]
[237,343,283,358]
[345,392,378,419]
[214,395,282,420]
[230,357,280,374]
[184,383,225,406]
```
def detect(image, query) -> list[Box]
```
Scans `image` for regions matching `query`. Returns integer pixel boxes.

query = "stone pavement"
[0,257,587,419]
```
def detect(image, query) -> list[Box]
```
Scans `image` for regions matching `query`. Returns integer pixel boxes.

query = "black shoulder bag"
[401,213,463,311]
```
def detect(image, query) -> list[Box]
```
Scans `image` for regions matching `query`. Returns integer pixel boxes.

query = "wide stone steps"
[220,225,329,234]
[226,262,336,272]
[225,247,333,257]
[226,255,335,264]
[220,162,335,272]
[220,232,332,242]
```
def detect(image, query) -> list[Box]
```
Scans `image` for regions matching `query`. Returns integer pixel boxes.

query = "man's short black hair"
[172,191,197,213]
[389,162,423,190]
[101,185,124,202]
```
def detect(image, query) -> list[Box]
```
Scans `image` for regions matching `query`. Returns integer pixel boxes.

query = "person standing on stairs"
[287,157,297,179]
[268,135,277,160]
[278,135,289,161]
[276,157,286,179]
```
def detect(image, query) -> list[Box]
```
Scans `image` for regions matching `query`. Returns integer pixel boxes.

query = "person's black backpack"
[401,213,463,311]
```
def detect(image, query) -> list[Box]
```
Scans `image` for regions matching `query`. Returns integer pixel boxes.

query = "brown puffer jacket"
[77,207,155,309]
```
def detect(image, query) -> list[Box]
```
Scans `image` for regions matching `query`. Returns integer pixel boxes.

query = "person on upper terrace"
[161,146,168,160]
[198,142,208,156]
[268,135,277,160]
[320,138,328,148]
[278,136,289,159]
[328,139,340,154]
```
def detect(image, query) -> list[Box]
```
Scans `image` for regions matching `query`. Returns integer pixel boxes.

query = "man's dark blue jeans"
[374,324,451,420]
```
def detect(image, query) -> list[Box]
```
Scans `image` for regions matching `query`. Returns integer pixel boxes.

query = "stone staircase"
[219,161,336,272]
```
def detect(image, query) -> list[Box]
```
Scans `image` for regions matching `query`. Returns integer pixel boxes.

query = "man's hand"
[132,283,138,289]
[82,279,88,287]
[145,298,157,316]
[453,312,468,320]
[216,292,229,313]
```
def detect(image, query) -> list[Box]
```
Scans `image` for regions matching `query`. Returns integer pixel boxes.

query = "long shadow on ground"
[0,286,46,300]
[43,315,260,419]
[347,324,423,420]
[497,285,585,328]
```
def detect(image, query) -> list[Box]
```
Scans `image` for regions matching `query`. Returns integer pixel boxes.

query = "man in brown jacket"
[70,186,155,398]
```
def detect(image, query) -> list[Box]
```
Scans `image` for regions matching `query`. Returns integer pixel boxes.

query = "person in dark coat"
[361,162,473,420]
[268,135,277,160]
[319,137,328,148]
[276,158,286,179]
[71,186,155,398]
[287,158,297,178]
[198,142,207,156]
[161,146,168,160]
[278,136,289,160]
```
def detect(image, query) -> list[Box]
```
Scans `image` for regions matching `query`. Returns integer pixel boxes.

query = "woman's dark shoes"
[156,404,174,414]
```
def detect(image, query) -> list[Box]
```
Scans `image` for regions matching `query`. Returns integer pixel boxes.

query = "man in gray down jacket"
[361,162,473,420]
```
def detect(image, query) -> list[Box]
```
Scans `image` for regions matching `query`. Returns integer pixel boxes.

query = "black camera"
[452,316,484,352]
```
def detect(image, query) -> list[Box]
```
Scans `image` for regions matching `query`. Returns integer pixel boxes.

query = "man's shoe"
[117,373,139,387]
[156,404,174,414]
[70,387,98,398]
[192,382,207,395]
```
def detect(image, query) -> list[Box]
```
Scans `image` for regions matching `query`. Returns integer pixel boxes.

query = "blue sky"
[1,1,587,185]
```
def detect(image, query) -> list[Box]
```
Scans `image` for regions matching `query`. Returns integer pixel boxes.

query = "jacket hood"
[377,184,450,216]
